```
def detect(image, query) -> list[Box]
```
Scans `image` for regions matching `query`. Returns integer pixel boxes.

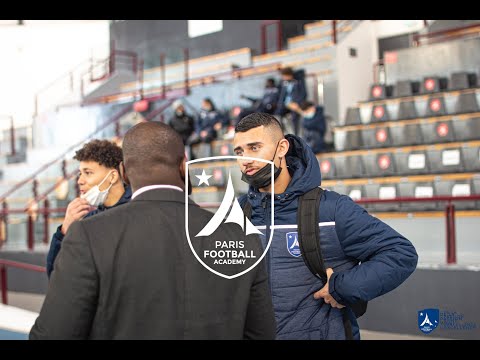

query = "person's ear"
[180,156,193,195]
[278,138,290,159]
[109,169,120,185]
[179,157,185,177]
[119,161,130,186]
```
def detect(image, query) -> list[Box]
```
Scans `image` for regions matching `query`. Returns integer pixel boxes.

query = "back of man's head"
[300,100,315,111]
[266,78,276,88]
[280,67,294,77]
[122,122,185,189]
[235,112,284,141]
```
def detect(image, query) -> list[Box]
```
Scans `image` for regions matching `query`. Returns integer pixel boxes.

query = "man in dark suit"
[29,122,276,340]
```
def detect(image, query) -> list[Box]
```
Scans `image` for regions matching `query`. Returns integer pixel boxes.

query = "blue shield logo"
[418,308,439,334]
[286,232,301,257]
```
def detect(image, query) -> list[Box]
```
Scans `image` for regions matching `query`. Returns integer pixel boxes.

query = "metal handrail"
[413,22,480,46]
[27,169,79,209]
[83,60,284,106]
[34,58,99,117]
[0,259,46,305]
[144,99,175,122]
[0,104,132,204]
[355,195,480,204]
[0,102,174,249]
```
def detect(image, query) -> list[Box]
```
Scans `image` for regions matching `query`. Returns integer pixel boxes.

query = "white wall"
[0,21,109,131]
[336,21,378,125]
[374,20,426,39]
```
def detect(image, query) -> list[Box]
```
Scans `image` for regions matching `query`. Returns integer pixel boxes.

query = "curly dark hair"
[73,139,123,170]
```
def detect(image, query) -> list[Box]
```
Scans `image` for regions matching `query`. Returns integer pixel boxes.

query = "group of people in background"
[168,67,331,156]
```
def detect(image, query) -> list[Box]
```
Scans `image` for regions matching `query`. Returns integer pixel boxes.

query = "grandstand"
[1,20,479,340]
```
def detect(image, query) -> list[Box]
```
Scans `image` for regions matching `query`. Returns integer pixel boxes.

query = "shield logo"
[286,232,301,257]
[418,308,439,334]
[185,156,275,279]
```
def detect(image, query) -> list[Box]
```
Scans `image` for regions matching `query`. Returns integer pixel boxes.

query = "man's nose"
[241,158,253,167]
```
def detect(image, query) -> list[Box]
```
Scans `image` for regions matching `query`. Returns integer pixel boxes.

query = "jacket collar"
[98,185,132,211]
[132,187,197,206]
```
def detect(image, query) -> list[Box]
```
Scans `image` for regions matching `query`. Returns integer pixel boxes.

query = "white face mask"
[80,170,114,206]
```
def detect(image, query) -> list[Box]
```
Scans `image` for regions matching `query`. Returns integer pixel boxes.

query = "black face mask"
[241,141,282,189]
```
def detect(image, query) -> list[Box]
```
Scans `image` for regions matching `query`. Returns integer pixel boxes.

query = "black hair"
[74,139,123,171]
[235,112,283,134]
[300,100,315,111]
[280,67,294,77]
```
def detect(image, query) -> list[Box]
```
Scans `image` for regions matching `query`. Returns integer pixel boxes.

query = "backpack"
[242,187,368,339]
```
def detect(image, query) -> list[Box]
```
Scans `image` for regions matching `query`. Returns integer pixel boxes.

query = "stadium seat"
[461,144,480,172]
[434,179,475,210]
[364,183,399,212]
[327,183,347,195]
[397,181,437,211]
[394,80,420,97]
[398,100,418,120]
[390,123,423,146]
[362,152,396,177]
[211,140,233,157]
[452,117,480,142]
[346,185,364,202]
[369,84,392,100]
[420,120,455,144]
[427,147,464,174]
[318,156,336,180]
[344,130,363,151]
[361,126,392,148]
[421,76,448,94]
[426,96,447,117]
[191,143,212,159]
[334,154,365,178]
[370,104,390,123]
[344,107,362,126]
[454,93,479,114]
[450,72,478,90]
[393,150,430,176]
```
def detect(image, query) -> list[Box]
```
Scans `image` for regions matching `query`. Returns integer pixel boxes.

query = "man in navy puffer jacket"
[233,113,418,340]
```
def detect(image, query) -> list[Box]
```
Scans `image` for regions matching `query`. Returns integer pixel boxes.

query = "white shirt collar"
[132,185,183,199]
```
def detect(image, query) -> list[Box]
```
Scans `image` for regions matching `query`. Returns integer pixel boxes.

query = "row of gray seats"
[345,92,479,126]
[190,142,480,182]
[189,174,480,213]
[367,71,478,101]
[319,144,480,179]
[327,177,480,212]
[335,116,480,151]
